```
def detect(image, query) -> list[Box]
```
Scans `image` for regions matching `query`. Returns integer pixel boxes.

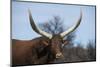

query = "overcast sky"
[12,1,96,46]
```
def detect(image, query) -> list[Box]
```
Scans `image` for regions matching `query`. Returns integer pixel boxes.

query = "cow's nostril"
[56,53,63,58]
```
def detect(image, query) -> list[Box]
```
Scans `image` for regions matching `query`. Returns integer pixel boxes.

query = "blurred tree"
[39,16,64,34]
[86,40,96,61]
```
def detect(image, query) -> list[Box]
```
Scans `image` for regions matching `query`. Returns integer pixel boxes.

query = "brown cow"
[12,9,82,66]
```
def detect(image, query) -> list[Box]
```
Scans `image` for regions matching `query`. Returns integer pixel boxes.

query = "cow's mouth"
[56,53,64,58]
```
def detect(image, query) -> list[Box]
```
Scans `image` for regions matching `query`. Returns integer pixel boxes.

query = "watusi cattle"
[12,9,82,66]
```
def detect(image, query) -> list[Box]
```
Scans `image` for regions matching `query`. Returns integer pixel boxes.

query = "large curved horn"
[60,10,82,38]
[28,9,52,39]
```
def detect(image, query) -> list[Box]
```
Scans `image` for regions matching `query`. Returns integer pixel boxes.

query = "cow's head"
[28,9,82,58]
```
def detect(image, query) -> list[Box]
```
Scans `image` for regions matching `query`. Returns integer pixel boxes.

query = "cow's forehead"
[52,34,62,40]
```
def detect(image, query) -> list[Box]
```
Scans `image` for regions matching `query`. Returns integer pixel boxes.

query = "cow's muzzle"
[56,53,64,58]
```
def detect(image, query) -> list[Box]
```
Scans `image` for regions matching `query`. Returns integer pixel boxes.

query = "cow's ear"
[62,40,69,47]
[63,40,69,45]
[42,41,49,46]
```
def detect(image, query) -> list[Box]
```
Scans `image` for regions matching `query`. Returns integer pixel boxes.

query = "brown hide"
[12,37,50,66]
